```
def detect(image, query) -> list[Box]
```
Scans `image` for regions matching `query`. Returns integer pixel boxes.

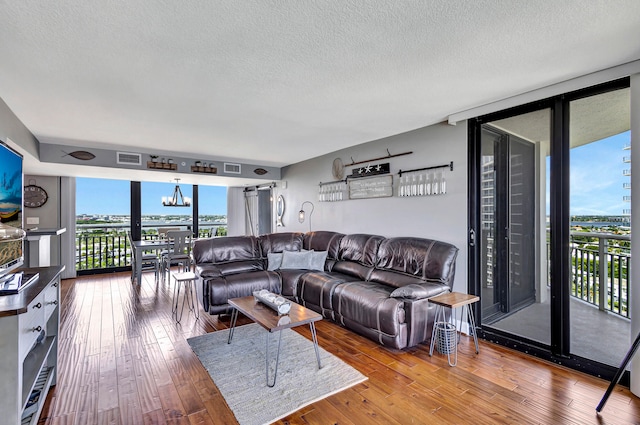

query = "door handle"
[469,229,476,247]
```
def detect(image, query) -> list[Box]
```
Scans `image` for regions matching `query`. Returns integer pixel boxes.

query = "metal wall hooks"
[397,162,452,197]
[397,161,453,177]
[346,149,413,167]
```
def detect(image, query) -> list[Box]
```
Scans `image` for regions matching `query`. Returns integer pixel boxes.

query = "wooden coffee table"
[227,295,323,387]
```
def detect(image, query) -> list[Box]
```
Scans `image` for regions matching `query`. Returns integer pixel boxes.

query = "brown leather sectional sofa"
[192,231,458,350]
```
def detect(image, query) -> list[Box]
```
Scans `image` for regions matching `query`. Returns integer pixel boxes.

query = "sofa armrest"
[390,283,449,300]
[196,264,222,279]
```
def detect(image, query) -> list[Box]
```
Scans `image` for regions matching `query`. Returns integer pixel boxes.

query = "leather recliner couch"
[192,231,458,350]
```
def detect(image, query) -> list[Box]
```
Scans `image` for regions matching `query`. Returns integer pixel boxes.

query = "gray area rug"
[187,323,367,425]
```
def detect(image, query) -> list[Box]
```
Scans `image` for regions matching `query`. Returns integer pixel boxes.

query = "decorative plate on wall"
[276,195,285,227]
[332,158,344,180]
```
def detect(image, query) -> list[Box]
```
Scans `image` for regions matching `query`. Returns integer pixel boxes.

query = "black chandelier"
[162,178,191,207]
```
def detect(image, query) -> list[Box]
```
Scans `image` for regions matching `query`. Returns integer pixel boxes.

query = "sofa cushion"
[267,252,283,271]
[206,271,281,306]
[297,271,350,319]
[281,250,313,269]
[193,236,261,264]
[330,234,384,280]
[215,260,264,276]
[374,237,459,287]
[332,281,406,337]
[309,250,328,271]
[278,269,308,299]
[337,233,384,266]
[303,231,344,261]
[331,261,374,281]
[368,269,426,289]
[259,232,304,255]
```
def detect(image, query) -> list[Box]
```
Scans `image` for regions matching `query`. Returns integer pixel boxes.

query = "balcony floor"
[487,290,630,368]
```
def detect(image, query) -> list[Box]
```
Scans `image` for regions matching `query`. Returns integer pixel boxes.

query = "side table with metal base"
[171,271,199,323]
[428,292,480,366]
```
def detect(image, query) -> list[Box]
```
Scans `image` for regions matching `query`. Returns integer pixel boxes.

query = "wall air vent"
[224,163,242,174]
[116,152,142,166]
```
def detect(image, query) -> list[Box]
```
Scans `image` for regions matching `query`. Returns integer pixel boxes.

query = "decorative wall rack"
[319,179,346,186]
[318,180,348,202]
[317,154,453,201]
[397,161,453,197]
[346,149,413,166]
[397,161,453,177]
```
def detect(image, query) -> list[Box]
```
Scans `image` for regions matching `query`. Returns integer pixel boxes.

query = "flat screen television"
[0,140,25,285]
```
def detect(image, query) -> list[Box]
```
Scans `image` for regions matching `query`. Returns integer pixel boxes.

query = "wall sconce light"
[298,201,314,231]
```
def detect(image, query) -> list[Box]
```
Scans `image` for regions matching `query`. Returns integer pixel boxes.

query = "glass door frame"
[467,77,630,382]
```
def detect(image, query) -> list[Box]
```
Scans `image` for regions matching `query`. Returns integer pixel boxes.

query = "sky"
[565,130,630,216]
[76,178,227,215]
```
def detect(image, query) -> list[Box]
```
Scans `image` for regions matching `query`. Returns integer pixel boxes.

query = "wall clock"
[24,184,49,208]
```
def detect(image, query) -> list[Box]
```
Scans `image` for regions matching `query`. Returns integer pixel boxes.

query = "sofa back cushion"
[303,231,344,259]
[193,235,261,267]
[371,237,459,288]
[332,234,384,280]
[259,232,304,255]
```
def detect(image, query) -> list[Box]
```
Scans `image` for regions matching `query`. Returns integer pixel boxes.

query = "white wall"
[23,174,63,267]
[59,177,76,279]
[227,187,247,236]
[271,121,469,293]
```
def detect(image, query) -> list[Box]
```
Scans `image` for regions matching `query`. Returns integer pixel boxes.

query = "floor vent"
[116,152,142,166]
[224,163,241,174]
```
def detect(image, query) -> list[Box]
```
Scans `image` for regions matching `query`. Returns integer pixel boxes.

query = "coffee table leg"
[309,322,322,369]
[266,330,283,387]
[227,309,238,344]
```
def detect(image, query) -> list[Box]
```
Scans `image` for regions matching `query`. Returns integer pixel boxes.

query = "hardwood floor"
[38,271,640,425]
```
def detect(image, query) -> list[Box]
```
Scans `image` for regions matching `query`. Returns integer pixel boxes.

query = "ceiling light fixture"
[162,178,191,207]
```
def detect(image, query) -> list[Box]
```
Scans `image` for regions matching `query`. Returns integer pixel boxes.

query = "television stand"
[0,266,64,425]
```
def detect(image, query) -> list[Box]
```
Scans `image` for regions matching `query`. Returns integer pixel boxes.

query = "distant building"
[623,143,631,222]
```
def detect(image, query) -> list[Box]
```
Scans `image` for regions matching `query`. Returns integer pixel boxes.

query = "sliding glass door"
[469,78,630,379]
[478,112,549,345]
[568,87,631,367]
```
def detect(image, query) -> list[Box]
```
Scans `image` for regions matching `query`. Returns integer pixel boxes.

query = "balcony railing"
[76,223,226,273]
[569,231,630,318]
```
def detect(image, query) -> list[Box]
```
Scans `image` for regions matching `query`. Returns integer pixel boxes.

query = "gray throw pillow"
[280,250,313,269]
[309,250,328,271]
[267,252,283,271]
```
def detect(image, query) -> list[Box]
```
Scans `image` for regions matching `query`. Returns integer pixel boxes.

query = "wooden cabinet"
[0,266,63,425]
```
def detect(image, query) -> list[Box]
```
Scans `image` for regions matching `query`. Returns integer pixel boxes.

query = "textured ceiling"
[1,1,640,181]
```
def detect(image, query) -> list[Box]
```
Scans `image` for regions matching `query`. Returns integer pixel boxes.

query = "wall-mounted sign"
[349,175,393,199]
[348,162,390,179]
